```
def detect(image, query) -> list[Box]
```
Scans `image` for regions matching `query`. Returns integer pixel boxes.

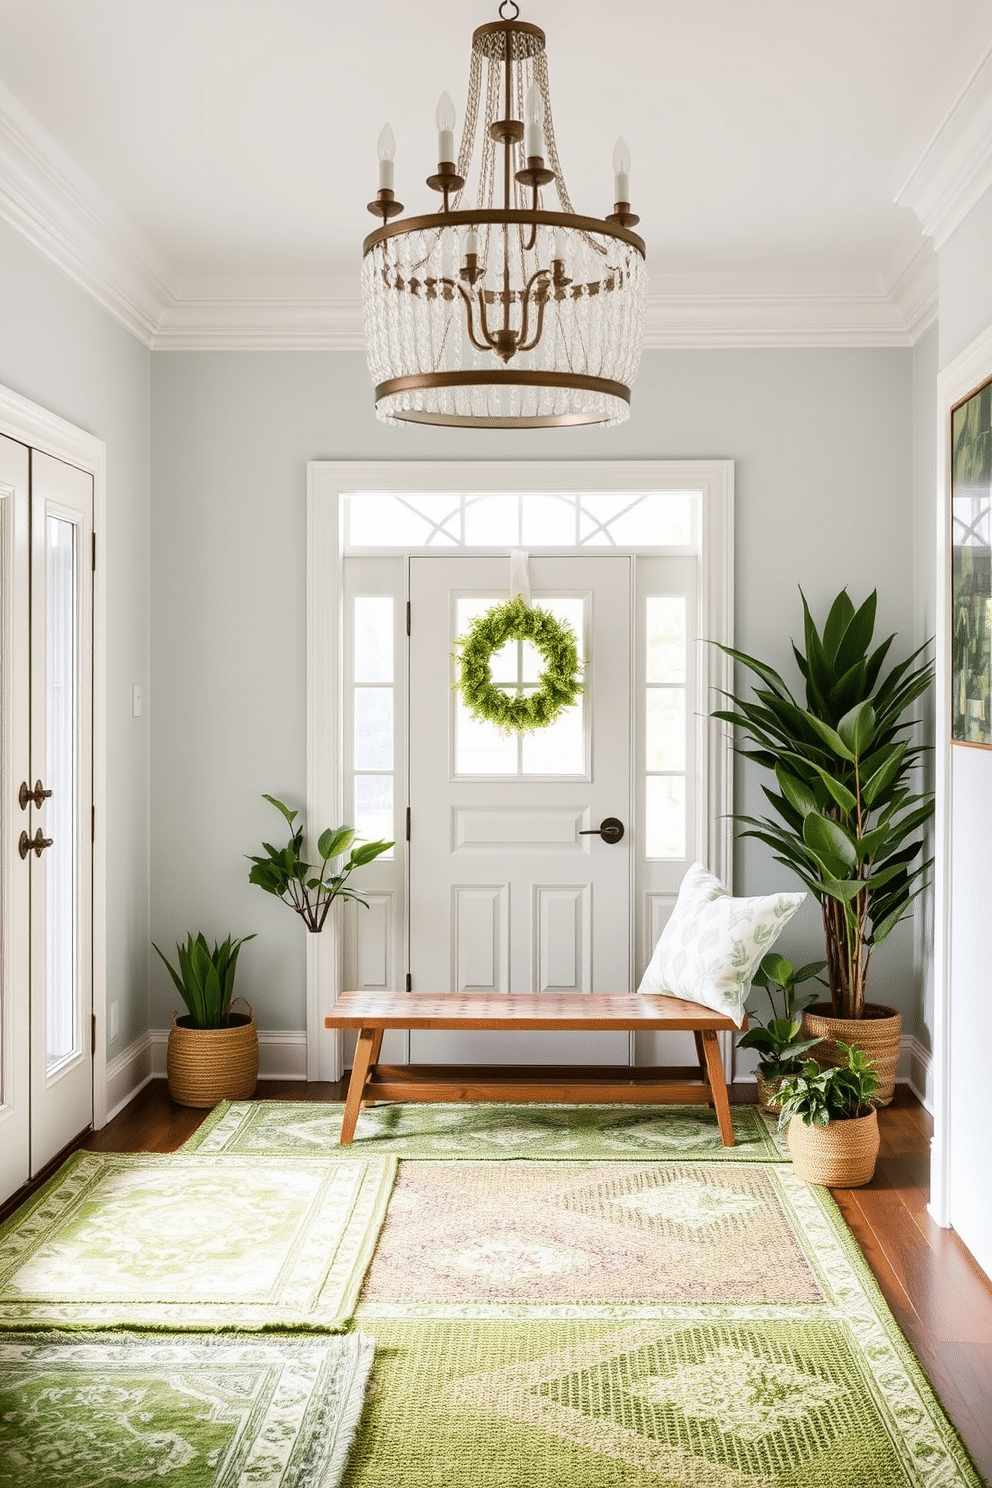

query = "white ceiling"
[0,0,991,347]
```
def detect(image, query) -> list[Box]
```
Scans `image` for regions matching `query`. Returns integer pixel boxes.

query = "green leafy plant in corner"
[247,794,394,933]
[775,1042,880,1131]
[713,588,935,1021]
[737,952,826,1081]
[152,932,255,1030]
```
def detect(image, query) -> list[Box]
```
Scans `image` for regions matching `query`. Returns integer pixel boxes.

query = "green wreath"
[455,596,583,734]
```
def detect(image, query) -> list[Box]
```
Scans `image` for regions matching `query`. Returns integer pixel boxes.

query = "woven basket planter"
[800,1002,901,1106]
[755,1071,786,1114]
[787,1108,880,1187]
[166,1001,258,1108]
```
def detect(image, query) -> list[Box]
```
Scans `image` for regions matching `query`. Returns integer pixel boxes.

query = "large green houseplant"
[714,589,934,1101]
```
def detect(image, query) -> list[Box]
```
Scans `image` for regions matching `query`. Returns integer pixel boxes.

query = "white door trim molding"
[0,381,108,1129]
[931,323,992,1228]
[307,460,735,1081]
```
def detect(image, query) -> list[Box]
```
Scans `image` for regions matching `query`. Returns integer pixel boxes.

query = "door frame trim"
[307,460,734,1081]
[0,382,107,1126]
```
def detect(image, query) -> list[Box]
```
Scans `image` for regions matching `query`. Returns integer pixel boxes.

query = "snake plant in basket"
[713,588,935,1103]
[248,794,394,932]
[152,932,257,1108]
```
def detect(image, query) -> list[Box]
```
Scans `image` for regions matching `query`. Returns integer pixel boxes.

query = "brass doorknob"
[19,779,52,811]
[19,828,53,860]
[579,816,625,845]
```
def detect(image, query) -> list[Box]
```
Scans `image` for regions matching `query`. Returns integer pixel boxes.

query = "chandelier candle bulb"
[377,124,395,190]
[525,82,545,160]
[436,92,456,165]
[613,136,630,204]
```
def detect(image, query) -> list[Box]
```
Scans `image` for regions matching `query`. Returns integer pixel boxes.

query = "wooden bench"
[324,992,744,1147]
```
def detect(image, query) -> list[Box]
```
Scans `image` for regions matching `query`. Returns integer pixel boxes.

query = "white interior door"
[0,438,93,1201]
[0,435,31,1198]
[408,554,632,1064]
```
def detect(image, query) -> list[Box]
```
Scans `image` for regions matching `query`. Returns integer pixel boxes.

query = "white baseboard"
[104,1033,155,1122]
[100,1028,309,1124]
[903,1035,934,1112]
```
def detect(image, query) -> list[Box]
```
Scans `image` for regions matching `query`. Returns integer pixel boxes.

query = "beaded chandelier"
[362,0,646,429]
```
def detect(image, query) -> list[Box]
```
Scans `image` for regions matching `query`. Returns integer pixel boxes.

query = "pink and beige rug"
[359,1161,820,1309]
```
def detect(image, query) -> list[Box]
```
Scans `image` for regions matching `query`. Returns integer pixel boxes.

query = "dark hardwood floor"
[6,1079,991,1485]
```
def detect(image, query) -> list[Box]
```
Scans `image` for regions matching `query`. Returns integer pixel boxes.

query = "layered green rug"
[182,1099,787,1162]
[0,1150,395,1331]
[0,1330,374,1488]
[342,1159,983,1487]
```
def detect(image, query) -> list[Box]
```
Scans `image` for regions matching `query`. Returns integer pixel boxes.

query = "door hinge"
[405,972,412,992]
[406,806,411,841]
[91,532,96,571]
[91,1013,97,1055]
[406,600,411,636]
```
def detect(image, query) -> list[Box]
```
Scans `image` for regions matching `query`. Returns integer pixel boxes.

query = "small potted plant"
[738,952,826,1112]
[153,932,256,1108]
[776,1042,881,1187]
[247,795,393,931]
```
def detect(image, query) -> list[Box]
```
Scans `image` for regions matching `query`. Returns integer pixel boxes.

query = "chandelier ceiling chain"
[361,4,647,429]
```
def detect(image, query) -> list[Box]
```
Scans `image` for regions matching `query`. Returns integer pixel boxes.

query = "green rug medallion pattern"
[346,1165,983,1487]
[182,1100,787,1162]
[0,1151,395,1331]
[0,1330,374,1488]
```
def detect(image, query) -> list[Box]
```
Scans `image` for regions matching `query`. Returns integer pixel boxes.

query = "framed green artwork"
[951,376,992,745]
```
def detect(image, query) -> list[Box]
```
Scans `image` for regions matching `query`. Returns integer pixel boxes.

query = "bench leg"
[340,1027,380,1145]
[700,1030,735,1146]
[360,1029,384,1108]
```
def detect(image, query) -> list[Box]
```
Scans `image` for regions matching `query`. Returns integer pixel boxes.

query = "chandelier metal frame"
[362,1,646,430]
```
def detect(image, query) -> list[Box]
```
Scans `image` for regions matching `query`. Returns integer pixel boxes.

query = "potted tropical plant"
[713,588,934,1103]
[247,794,393,931]
[776,1042,881,1186]
[153,932,256,1108]
[737,952,825,1112]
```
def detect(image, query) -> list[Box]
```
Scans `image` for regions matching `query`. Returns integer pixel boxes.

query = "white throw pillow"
[637,862,804,1026]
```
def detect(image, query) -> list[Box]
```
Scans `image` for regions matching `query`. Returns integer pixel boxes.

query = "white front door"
[0,436,93,1200]
[408,554,632,1064]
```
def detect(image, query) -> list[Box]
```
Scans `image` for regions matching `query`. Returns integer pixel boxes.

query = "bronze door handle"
[19,828,53,860]
[579,816,625,845]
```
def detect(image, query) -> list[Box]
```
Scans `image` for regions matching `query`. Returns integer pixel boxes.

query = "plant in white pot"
[713,588,935,1103]
[776,1042,881,1187]
[247,795,393,932]
[153,932,256,1108]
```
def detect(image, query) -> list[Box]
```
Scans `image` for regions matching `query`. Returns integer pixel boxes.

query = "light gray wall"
[938,183,992,370]
[150,346,918,1029]
[0,217,151,1058]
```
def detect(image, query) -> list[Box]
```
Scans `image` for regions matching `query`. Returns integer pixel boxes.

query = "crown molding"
[896,43,992,250]
[0,79,938,352]
[0,80,172,344]
[150,272,928,351]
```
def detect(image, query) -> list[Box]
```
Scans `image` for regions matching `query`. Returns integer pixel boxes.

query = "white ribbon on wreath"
[509,549,531,607]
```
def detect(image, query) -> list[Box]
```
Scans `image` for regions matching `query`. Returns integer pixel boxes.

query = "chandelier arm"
[458,283,497,354]
[516,269,552,353]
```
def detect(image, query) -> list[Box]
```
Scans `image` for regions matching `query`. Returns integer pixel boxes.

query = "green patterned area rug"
[0,1330,374,1488]
[183,1099,787,1161]
[0,1151,395,1332]
[344,1161,983,1488]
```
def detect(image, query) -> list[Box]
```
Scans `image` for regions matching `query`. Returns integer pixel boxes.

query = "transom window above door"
[344,491,696,551]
